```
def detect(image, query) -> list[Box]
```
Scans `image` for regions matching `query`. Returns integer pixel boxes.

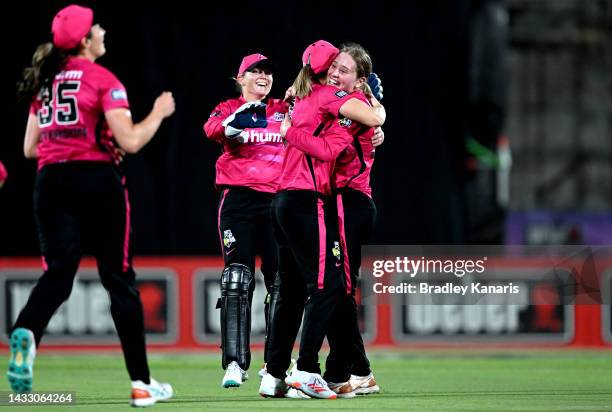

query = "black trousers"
[266,190,347,378]
[217,187,277,289]
[217,186,278,368]
[326,189,377,379]
[11,162,150,382]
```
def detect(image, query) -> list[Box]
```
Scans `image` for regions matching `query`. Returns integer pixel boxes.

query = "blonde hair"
[291,65,315,99]
[291,64,330,99]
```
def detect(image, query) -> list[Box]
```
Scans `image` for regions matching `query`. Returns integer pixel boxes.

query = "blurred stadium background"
[1,0,611,409]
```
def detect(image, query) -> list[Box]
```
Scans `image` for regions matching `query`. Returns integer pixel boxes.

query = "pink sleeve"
[99,72,130,112]
[323,89,369,117]
[204,101,231,143]
[285,120,353,162]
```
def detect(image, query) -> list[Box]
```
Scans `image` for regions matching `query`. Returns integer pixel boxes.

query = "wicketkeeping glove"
[367,73,383,101]
[222,101,268,141]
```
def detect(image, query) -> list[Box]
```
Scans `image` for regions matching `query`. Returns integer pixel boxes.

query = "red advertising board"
[0,257,610,350]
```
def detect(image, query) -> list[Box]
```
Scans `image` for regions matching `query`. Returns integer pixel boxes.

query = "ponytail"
[292,65,314,99]
[291,64,329,99]
[17,42,75,101]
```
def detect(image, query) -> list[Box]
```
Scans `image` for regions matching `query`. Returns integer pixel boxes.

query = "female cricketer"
[271,44,385,397]
[203,53,288,388]
[261,40,384,399]
[9,4,174,407]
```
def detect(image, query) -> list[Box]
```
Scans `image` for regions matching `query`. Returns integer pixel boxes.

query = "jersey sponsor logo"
[338,117,352,128]
[223,230,236,248]
[55,70,83,80]
[243,130,283,144]
[210,110,221,118]
[272,112,285,122]
[332,241,341,260]
[110,89,127,101]
[335,90,348,98]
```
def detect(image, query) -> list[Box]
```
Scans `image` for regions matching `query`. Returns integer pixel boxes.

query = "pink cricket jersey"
[279,84,365,195]
[29,57,130,170]
[333,93,376,197]
[204,96,288,193]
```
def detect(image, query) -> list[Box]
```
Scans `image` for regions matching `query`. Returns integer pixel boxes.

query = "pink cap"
[0,161,7,184]
[237,53,272,77]
[302,40,339,74]
[52,5,93,50]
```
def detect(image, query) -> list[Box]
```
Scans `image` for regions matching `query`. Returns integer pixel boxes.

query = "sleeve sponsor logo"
[110,89,127,101]
[210,110,221,118]
[335,90,348,98]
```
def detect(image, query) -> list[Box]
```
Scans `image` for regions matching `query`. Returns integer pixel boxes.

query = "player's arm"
[205,101,267,144]
[338,97,385,127]
[106,92,175,154]
[282,116,352,162]
[203,102,229,143]
[23,113,41,159]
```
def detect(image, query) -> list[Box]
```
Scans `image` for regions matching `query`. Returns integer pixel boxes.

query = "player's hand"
[284,86,296,103]
[280,114,292,138]
[222,101,268,139]
[154,92,176,118]
[372,127,384,147]
[367,73,383,101]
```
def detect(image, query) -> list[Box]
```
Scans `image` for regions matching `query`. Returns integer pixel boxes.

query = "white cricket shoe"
[130,378,173,407]
[259,372,310,399]
[283,359,310,398]
[328,381,356,398]
[285,387,311,399]
[285,368,336,399]
[349,373,380,395]
[259,372,287,397]
[222,361,248,388]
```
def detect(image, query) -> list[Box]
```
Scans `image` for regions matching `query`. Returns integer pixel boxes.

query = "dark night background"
[1,0,477,256]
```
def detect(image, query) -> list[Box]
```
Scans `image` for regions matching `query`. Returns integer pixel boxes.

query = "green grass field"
[3,350,612,411]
